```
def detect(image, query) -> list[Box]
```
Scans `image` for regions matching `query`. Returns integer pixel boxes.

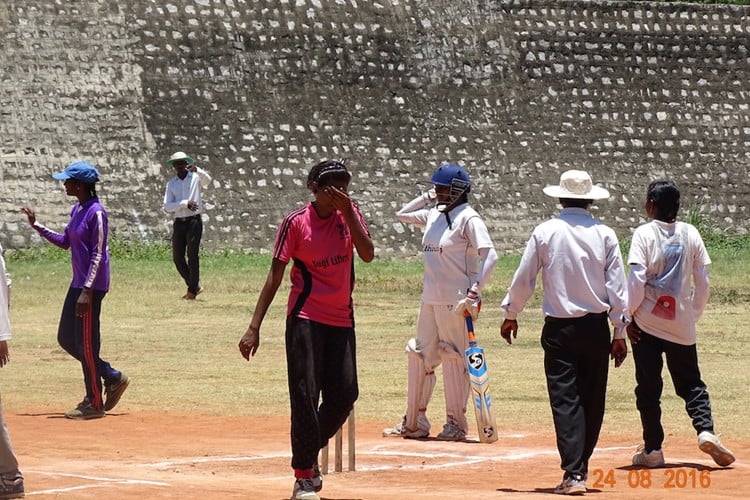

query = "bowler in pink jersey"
[239,159,374,500]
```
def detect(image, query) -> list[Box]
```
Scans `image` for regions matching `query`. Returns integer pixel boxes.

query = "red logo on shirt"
[651,295,676,320]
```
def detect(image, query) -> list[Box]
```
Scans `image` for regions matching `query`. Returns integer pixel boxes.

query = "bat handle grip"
[464,314,477,343]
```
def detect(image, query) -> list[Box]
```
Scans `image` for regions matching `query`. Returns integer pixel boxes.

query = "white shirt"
[163,167,212,219]
[397,196,494,305]
[501,207,628,337]
[0,243,12,341]
[627,220,710,345]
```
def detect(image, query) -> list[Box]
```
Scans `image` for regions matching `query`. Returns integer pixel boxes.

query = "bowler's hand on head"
[325,186,353,214]
[500,319,518,345]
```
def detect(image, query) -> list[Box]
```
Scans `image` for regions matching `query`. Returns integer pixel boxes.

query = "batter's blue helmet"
[431,163,471,195]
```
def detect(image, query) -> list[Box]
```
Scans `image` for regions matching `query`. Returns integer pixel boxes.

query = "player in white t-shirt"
[383,163,498,441]
[627,180,735,469]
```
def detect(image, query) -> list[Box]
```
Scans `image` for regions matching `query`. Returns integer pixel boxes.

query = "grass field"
[3,241,749,443]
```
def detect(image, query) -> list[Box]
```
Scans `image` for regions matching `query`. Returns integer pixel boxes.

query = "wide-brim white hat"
[543,169,610,200]
[167,151,194,165]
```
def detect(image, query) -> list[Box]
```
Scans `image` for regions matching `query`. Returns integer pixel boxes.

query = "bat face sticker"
[468,352,485,372]
[464,315,498,443]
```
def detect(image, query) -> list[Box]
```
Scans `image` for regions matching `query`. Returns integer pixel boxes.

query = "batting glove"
[455,288,481,320]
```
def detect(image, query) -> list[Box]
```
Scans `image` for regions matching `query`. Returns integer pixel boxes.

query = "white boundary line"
[143,452,290,468]
[22,444,658,495]
[139,445,635,470]
[24,470,169,495]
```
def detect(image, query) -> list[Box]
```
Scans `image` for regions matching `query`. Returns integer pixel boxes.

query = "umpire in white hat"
[499,169,629,495]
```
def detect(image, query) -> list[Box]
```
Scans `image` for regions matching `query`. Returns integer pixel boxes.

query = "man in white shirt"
[163,151,212,300]
[500,170,628,496]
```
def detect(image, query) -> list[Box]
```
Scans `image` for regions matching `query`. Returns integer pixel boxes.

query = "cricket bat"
[464,314,499,443]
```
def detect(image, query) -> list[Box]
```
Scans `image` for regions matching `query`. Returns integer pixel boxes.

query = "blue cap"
[52,161,101,183]
[431,163,471,192]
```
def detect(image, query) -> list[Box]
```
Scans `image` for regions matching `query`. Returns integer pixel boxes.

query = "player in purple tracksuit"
[21,161,130,420]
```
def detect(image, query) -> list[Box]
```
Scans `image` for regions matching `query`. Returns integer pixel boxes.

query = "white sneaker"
[554,474,586,495]
[698,431,735,466]
[436,419,466,441]
[291,478,320,500]
[632,446,666,468]
[382,414,430,438]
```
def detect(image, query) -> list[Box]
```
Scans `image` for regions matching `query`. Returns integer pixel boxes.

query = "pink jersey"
[274,202,370,328]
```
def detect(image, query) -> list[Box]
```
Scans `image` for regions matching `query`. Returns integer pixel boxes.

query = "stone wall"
[1,0,748,255]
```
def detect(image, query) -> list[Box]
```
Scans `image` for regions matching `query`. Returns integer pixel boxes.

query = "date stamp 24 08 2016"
[591,468,713,490]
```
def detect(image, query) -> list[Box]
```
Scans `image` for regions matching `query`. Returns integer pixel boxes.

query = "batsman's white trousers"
[416,303,468,370]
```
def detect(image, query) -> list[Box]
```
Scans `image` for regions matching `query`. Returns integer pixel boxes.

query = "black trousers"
[632,328,714,452]
[541,313,611,479]
[57,287,121,409]
[285,317,358,471]
[172,216,202,294]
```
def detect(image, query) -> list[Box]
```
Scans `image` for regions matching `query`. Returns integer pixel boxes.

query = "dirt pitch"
[9,411,747,499]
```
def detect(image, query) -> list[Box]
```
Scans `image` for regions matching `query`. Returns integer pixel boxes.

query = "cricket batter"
[384,163,498,441]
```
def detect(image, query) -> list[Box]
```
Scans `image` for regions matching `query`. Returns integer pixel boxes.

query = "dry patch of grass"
[4,250,748,440]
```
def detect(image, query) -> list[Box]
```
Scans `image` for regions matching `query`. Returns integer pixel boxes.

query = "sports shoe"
[311,463,323,492]
[182,287,203,300]
[554,474,586,495]
[698,431,735,466]
[291,478,319,500]
[0,473,24,499]
[632,446,666,468]
[382,414,429,438]
[104,374,131,411]
[65,402,105,420]
[436,419,466,441]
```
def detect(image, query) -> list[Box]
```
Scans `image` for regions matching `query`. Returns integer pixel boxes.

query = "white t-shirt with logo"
[627,220,711,345]
[398,202,494,305]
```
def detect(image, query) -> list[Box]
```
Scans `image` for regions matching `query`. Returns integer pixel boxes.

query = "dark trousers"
[541,313,611,479]
[285,317,358,471]
[632,329,714,452]
[172,216,203,294]
[57,287,121,410]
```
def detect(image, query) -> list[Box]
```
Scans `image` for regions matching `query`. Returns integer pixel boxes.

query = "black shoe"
[65,402,105,420]
[0,473,24,499]
[104,374,131,411]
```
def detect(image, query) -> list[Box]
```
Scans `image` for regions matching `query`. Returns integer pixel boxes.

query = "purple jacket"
[34,198,110,292]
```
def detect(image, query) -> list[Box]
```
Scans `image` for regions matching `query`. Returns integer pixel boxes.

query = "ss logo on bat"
[468,352,484,370]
